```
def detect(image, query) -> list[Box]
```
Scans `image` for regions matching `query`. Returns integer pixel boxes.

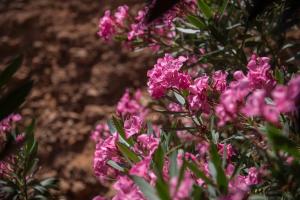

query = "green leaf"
[0,80,33,121]
[147,121,154,135]
[187,15,206,29]
[174,92,186,105]
[155,178,171,200]
[107,119,117,134]
[153,145,164,174]
[40,177,58,189]
[0,55,23,88]
[248,195,267,200]
[218,0,229,17]
[266,124,300,159]
[176,27,200,34]
[112,116,134,146]
[186,161,214,186]
[33,185,47,194]
[209,143,228,193]
[192,185,204,200]
[26,158,39,176]
[169,150,178,177]
[274,68,284,84]
[116,142,140,163]
[197,0,213,19]
[107,160,125,172]
[132,176,160,200]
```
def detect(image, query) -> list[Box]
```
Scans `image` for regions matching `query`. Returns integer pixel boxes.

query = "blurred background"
[0,0,152,199]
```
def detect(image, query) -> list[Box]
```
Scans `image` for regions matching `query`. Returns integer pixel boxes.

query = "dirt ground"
[0,0,152,199]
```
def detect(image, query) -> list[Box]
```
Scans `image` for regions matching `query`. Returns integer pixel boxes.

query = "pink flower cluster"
[98,1,197,49]
[147,54,191,98]
[98,5,129,41]
[93,134,120,183]
[116,89,147,118]
[0,114,22,134]
[188,75,210,113]
[221,165,261,200]
[216,55,300,126]
[91,123,111,143]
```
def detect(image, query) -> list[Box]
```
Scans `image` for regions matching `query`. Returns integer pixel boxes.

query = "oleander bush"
[92,0,300,200]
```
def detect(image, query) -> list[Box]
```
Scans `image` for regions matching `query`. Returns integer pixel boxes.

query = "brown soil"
[0,0,153,199]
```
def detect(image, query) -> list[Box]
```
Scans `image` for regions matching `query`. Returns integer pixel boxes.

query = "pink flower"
[114,5,129,26]
[188,75,210,113]
[128,23,146,40]
[196,142,209,157]
[93,135,120,182]
[129,157,151,177]
[147,54,191,98]
[0,161,8,178]
[216,77,251,126]
[242,89,266,117]
[262,104,279,124]
[217,143,235,160]
[136,134,159,157]
[245,167,261,185]
[113,176,145,200]
[272,75,300,113]
[247,54,275,91]
[98,10,116,41]
[116,89,146,118]
[221,165,262,200]
[242,89,279,123]
[91,123,111,143]
[170,173,194,200]
[212,70,228,92]
[168,102,182,112]
[272,85,294,113]
[92,196,106,200]
[124,115,143,138]
[0,114,22,134]
[287,75,300,100]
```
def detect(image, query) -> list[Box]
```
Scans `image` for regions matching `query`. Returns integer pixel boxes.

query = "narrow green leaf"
[169,150,178,177]
[219,0,229,17]
[174,92,186,105]
[187,15,206,29]
[112,116,134,146]
[116,142,140,163]
[147,121,154,135]
[107,160,125,172]
[132,176,160,200]
[197,0,213,19]
[0,55,23,88]
[248,195,267,200]
[107,119,117,134]
[274,68,284,84]
[222,143,227,169]
[154,145,164,174]
[209,143,228,193]
[176,27,200,34]
[192,185,204,200]
[155,178,171,200]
